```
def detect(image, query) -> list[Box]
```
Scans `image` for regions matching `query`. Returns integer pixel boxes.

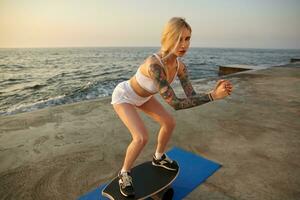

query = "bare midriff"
[129,76,155,98]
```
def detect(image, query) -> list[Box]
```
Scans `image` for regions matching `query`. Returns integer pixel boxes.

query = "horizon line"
[1,46,300,50]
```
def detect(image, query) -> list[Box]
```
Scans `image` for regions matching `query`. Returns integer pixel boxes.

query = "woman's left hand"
[225,80,233,95]
[210,79,233,100]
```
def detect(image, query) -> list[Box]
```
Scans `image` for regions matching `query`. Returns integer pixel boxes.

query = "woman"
[111,17,233,197]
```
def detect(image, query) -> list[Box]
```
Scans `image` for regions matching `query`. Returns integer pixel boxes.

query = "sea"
[1,47,299,116]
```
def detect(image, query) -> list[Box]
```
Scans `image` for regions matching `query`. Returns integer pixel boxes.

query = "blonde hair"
[160,17,192,59]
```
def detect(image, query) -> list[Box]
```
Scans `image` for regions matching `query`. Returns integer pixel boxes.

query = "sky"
[0,0,300,49]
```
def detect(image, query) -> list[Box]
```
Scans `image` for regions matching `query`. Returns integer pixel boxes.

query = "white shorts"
[111,80,152,106]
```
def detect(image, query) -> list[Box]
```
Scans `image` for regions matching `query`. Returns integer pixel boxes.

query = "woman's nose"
[181,42,186,48]
[181,40,189,48]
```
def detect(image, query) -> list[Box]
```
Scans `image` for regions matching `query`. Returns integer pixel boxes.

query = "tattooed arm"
[177,62,214,99]
[149,63,213,111]
[177,62,197,97]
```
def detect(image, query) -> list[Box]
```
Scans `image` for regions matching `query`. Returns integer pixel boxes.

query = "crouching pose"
[110,17,233,197]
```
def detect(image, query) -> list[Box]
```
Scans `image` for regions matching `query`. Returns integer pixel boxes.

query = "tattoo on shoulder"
[149,63,167,85]
[149,63,176,103]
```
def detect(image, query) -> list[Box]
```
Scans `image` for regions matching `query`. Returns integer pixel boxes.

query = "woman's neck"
[159,51,177,66]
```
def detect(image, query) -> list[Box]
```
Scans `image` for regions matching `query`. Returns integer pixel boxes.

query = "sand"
[0,64,299,200]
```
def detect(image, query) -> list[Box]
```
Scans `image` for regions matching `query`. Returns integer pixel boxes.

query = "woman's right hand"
[210,79,233,100]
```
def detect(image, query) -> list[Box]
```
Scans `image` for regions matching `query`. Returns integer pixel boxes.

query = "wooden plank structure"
[290,58,300,63]
[218,64,267,76]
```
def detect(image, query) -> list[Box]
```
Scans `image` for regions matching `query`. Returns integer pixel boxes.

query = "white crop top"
[135,54,179,93]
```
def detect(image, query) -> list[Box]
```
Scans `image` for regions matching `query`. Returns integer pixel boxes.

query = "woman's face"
[174,27,191,57]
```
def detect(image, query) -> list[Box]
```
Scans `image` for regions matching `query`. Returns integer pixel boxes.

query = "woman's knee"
[132,134,148,146]
[161,115,176,130]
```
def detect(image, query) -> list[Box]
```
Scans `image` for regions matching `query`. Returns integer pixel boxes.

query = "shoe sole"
[119,181,135,197]
[152,161,178,171]
[119,187,135,198]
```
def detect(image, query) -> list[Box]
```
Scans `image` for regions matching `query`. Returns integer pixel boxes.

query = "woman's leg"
[137,97,176,155]
[113,103,149,171]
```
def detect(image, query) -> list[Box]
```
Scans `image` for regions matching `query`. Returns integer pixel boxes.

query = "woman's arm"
[178,62,199,97]
[149,63,213,111]
[178,62,215,100]
[177,62,233,101]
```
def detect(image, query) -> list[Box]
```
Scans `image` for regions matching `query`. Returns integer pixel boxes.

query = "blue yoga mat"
[78,147,221,200]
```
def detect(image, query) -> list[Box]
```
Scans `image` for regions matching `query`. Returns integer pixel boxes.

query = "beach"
[0,64,299,200]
